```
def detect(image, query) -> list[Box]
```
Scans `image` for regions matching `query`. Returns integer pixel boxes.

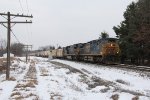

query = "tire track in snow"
[35,61,51,100]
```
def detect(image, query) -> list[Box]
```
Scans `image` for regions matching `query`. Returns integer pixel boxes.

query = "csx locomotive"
[48,38,119,64]
[32,38,120,64]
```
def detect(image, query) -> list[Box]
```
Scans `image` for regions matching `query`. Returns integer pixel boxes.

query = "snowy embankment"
[52,59,150,100]
[0,57,150,100]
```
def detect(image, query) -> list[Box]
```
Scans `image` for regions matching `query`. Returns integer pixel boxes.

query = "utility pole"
[0,12,33,80]
[24,45,32,63]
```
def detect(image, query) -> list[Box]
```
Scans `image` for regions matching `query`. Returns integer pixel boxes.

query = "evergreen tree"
[135,0,150,64]
[113,0,150,65]
[113,2,138,64]
[100,31,109,39]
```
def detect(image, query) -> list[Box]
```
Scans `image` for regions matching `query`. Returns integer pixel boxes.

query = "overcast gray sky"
[0,0,135,49]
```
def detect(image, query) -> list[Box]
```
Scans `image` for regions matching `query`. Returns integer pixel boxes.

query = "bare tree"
[38,45,55,51]
[0,39,6,50]
[10,43,24,56]
[0,39,6,56]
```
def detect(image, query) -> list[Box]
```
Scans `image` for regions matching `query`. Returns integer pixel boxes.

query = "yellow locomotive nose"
[111,43,113,47]
[102,42,119,56]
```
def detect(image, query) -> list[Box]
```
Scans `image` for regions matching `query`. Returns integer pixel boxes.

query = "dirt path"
[10,61,39,100]
[35,61,51,100]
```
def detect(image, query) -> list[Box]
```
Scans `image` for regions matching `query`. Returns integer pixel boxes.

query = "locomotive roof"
[64,38,118,48]
[87,38,117,43]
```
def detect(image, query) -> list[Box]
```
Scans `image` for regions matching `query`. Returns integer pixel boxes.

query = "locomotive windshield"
[107,38,117,42]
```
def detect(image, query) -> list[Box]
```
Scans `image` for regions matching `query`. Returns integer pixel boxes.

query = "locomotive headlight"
[100,52,103,55]
[111,44,113,47]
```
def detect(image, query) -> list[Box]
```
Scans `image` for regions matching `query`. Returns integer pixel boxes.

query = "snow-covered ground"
[0,57,150,100]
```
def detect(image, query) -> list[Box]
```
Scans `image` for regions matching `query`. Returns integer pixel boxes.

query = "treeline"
[38,45,55,51]
[113,0,150,65]
[0,40,25,56]
[38,45,62,51]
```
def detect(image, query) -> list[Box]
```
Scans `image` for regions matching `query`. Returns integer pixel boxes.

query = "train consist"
[32,38,120,63]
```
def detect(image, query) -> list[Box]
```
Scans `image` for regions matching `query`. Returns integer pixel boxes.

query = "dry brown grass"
[11,92,39,100]
[12,96,24,100]
[40,67,49,76]
[15,84,25,88]
[0,57,17,72]
[30,60,35,66]
[0,66,6,72]
[15,81,35,88]
[40,73,49,76]
[50,92,62,100]
[25,81,36,88]
[22,93,40,100]
[8,76,16,81]
[25,65,37,79]
[0,58,6,71]
[132,96,139,100]
[29,79,38,85]
[10,60,39,100]
[25,93,39,99]
[0,57,16,62]
[11,92,21,97]
[111,94,119,100]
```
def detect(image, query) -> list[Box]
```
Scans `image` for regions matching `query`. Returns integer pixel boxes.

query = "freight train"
[32,38,120,64]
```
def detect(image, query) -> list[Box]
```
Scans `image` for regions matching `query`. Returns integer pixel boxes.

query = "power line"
[11,30,21,43]
[0,29,3,40]
[18,0,24,12]
[25,0,33,46]
[18,0,33,49]
[0,12,33,80]
[26,0,30,14]
[18,0,32,45]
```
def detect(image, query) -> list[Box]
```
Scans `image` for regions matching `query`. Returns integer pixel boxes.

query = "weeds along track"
[25,61,37,79]
[10,61,39,100]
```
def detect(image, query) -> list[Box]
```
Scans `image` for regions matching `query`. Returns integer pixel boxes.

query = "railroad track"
[55,59,150,72]
[85,61,150,72]
[112,64,150,72]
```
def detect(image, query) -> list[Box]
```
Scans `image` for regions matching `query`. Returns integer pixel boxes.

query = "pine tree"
[100,31,109,39]
[113,0,150,65]
[113,2,138,64]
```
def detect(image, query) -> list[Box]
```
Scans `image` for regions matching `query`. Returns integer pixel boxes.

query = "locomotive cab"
[101,38,120,63]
